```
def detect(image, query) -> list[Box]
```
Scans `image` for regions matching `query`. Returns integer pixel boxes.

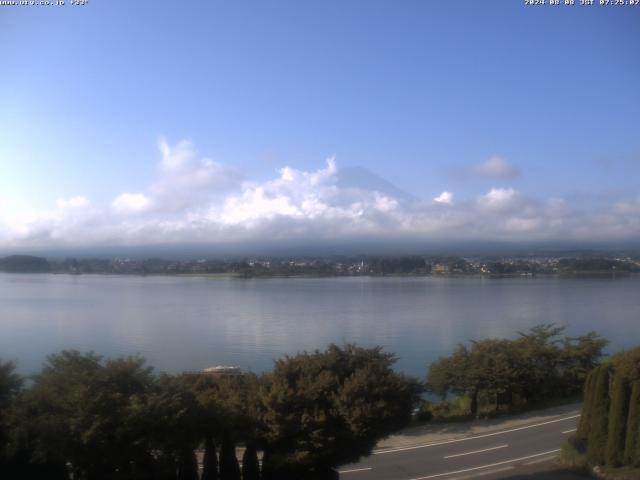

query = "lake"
[1,273,638,377]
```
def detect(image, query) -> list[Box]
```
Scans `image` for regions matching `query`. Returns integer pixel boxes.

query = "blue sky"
[1,1,639,248]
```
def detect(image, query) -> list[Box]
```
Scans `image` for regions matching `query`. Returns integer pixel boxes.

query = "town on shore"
[0,252,639,277]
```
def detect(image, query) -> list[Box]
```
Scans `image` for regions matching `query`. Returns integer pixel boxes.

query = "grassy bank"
[412,393,583,425]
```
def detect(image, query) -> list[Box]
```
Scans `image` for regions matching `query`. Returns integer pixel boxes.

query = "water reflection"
[1,274,638,377]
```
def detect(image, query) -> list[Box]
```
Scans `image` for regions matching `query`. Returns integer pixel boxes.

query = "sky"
[1,0,639,251]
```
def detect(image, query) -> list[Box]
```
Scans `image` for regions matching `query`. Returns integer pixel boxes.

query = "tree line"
[0,326,612,479]
[0,345,421,480]
[2,254,638,276]
[426,325,607,416]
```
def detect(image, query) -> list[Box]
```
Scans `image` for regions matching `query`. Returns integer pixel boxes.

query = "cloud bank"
[1,140,639,249]
[474,156,520,179]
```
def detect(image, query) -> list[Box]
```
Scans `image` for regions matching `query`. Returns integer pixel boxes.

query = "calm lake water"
[1,273,639,377]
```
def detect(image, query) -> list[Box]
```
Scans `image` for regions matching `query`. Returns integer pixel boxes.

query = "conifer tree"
[577,368,597,439]
[202,436,219,480]
[587,365,611,465]
[219,434,241,480]
[177,449,199,480]
[242,443,260,480]
[623,381,640,467]
[605,374,630,466]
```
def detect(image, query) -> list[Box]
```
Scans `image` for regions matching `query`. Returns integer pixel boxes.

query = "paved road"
[338,413,584,480]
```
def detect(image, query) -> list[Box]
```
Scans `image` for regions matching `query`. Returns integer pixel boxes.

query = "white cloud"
[141,137,243,213]
[434,191,453,205]
[2,140,639,248]
[112,193,152,215]
[159,138,193,172]
[504,217,540,233]
[478,188,518,210]
[474,156,519,179]
[56,196,89,209]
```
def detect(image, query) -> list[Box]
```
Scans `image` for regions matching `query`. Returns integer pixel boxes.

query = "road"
[338,413,585,480]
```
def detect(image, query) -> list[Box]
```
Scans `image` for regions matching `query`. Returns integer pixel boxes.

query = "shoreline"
[1,271,637,279]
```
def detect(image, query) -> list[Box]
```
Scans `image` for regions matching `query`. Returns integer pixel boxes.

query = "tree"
[560,332,608,393]
[624,380,640,467]
[623,381,640,467]
[427,345,481,415]
[242,443,260,480]
[219,432,241,480]
[144,374,206,478]
[177,448,199,480]
[576,368,597,440]
[23,351,159,479]
[468,339,523,411]
[0,361,22,410]
[0,361,24,476]
[515,324,565,402]
[201,436,219,480]
[605,374,630,466]
[428,325,607,418]
[259,344,421,477]
[587,365,611,465]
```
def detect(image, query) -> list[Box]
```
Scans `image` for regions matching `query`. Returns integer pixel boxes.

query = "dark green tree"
[24,351,160,479]
[623,381,640,466]
[427,345,481,416]
[515,324,565,402]
[242,443,260,480]
[576,368,597,440]
[587,365,611,465]
[219,433,241,480]
[560,332,608,393]
[201,436,219,480]
[0,361,22,409]
[468,339,523,411]
[177,448,199,480]
[428,325,607,417]
[260,344,421,476]
[144,374,206,478]
[605,374,630,466]
[0,361,26,477]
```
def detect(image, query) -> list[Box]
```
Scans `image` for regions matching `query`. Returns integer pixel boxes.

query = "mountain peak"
[335,166,416,204]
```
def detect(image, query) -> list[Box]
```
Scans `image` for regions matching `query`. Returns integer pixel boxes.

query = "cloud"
[56,196,89,209]
[478,188,519,210]
[473,156,519,179]
[433,191,453,205]
[112,193,153,215]
[159,138,193,172]
[1,139,639,248]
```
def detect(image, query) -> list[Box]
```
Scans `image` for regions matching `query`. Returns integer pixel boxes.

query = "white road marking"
[374,414,580,455]
[447,466,514,480]
[522,455,557,466]
[408,449,561,480]
[562,428,577,434]
[338,467,373,474]
[444,444,508,459]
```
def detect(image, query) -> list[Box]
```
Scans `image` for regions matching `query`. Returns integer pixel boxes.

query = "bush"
[428,397,472,421]
[412,400,433,423]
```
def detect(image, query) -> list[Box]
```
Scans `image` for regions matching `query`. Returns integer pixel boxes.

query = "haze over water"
[1,273,638,377]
